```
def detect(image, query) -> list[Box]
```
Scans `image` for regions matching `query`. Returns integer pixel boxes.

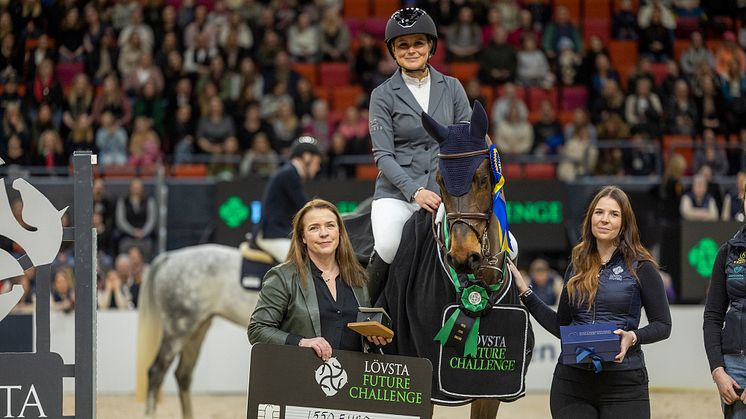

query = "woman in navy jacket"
[510,185,672,418]
[704,176,746,418]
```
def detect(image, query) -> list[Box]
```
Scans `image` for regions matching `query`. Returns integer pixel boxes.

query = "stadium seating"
[292,62,317,86]
[343,0,369,19]
[319,63,351,87]
[372,0,399,18]
[560,85,588,111]
[331,85,364,113]
[449,62,480,83]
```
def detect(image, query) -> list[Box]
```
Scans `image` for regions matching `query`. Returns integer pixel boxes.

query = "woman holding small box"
[703,176,746,418]
[510,186,672,418]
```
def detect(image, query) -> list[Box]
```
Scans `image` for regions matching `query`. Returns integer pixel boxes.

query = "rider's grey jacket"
[369,65,471,202]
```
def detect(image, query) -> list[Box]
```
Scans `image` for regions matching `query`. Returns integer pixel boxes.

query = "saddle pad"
[240,258,272,291]
[437,304,530,400]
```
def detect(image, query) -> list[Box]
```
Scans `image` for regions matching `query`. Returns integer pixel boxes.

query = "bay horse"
[376,101,533,419]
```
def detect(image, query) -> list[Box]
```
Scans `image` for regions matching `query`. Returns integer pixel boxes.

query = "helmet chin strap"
[401,61,430,78]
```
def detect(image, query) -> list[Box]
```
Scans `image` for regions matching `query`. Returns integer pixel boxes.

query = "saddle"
[238,241,275,290]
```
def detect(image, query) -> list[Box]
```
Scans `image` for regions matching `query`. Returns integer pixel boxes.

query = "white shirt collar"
[401,70,430,88]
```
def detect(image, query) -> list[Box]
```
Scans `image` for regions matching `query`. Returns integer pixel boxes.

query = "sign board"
[0,353,64,418]
[505,180,567,252]
[680,220,742,302]
[215,177,374,246]
[247,344,433,419]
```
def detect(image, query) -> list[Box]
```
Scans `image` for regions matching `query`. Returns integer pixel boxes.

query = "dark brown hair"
[287,199,366,288]
[566,186,657,309]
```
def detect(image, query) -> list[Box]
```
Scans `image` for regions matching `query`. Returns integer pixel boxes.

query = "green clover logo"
[219,196,250,228]
[688,238,719,278]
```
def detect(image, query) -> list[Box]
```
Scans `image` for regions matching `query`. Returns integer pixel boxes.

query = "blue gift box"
[560,323,620,368]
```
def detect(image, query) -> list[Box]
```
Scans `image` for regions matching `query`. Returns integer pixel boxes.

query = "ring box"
[347,307,394,339]
[560,323,620,365]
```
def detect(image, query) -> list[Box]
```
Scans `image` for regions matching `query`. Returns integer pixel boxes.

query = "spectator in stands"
[256,29,283,70]
[127,246,147,304]
[626,56,656,95]
[30,102,54,151]
[722,171,746,222]
[680,32,714,77]
[659,153,687,221]
[465,79,487,110]
[221,30,249,79]
[623,131,658,176]
[91,74,132,128]
[62,73,94,136]
[0,72,23,113]
[680,174,719,221]
[153,5,181,52]
[115,178,157,259]
[508,9,541,49]
[240,132,280,178]
[591,79,626,124]
[638,0,676,30]
[302,99,332,150]
[556,37,582,86]
[597,112,630,140]
[494,0,519,31]
[491,82,528,126]
[196,96,236,155]
[695,129,729,177]
[0,33,22,77]
[481,7,504,46]
[354,31,383,93]
[336,105,369,156]
[263,51,300,96]
[93,178,114,229]
[665,79,698,136]
[260,79,293,120]
[638,7,674,62]
[183,5,215,50]
[220,10,252,51]
[2,102,30,149]
[579,35,609,86]
[494,102,534,155]
[208,136,241,180]
[119,5,154,52]
[95,111,128,167]
[133,80,167,137]
[51,267,75,313]
[117,30,147,77]
[123,52,164,97]
[715,31,746,77]
[733,128,746,174]
[128,116,161,168]
[170,105,195,163]
[612,0,639,40]
[533,99,564,155]
[596,147,625,176]
[564,108,598,144]
[85,26,117,85]
[445,6,482,61]
[720,60,746,124]
[542,5,582,59]
[589,55,620,105]
[527,258,563,305]
[57,7,85,63]
[271,100,301,154]
[97,269,130,310]
[237,56,265,104]
[255,137,323,262]
[517,33,551,87]
[478,26,517,86]
[237,102,275,150]
[659,60,685,100]
[184,32,219,76]
[4,134,29,167]
[695,74,726,133]
[624,78,663,137]
[557,126,599,182]
[197,55,232,102]
[28,58,63,123]
[67,113,94,154]
[287,12,319,62]
[319,7,350,62]
[111,0,137,33]
[293,78,316,121]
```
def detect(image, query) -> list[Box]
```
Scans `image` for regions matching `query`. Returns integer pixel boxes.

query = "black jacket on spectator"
[259,162,307,239]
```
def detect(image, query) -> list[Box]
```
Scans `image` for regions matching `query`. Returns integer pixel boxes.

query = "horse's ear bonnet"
[421,101,489,196]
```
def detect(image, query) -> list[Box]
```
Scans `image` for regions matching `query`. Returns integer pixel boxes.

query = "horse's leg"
[470,399,501,419]
[145,336,181,419]
[175,319,212,419]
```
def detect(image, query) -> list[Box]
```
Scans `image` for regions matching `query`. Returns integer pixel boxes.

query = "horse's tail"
[135,254,167,402]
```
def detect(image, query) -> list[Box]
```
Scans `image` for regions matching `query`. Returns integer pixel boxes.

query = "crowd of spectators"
[2,0,746,310]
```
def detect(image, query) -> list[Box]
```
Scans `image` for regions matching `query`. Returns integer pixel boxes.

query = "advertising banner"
[680,220,742,302]
[247,344,432,419]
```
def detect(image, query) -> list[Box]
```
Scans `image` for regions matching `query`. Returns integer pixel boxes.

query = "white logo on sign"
[257,403,280,419]
[612,266,623,275]
[314,357,348,397]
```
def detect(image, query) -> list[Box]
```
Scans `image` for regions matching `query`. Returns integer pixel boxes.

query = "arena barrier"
[29,305,712,394]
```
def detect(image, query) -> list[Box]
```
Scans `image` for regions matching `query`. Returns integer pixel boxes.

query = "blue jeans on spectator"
[723,355,746,418]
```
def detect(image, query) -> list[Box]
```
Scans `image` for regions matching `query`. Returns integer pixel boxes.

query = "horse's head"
[422,101,508,278]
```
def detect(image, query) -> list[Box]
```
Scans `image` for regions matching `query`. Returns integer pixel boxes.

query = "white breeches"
[371,198,420,264]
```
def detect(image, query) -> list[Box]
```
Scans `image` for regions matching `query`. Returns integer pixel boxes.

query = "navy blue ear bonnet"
[421,101,490,196]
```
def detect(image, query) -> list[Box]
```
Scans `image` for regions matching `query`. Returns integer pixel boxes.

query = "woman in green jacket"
[248,199,390,360]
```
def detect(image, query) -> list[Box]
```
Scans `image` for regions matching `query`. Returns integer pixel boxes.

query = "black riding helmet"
[384,7,438,58]
[290,135,323,159]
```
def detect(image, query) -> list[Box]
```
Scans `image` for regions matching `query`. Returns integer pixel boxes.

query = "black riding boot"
[366,251,390,304]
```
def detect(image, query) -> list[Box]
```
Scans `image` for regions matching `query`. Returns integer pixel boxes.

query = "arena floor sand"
[68,391,723,418]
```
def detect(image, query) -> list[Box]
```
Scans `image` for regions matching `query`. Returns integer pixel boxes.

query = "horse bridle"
[434,148,505,281]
